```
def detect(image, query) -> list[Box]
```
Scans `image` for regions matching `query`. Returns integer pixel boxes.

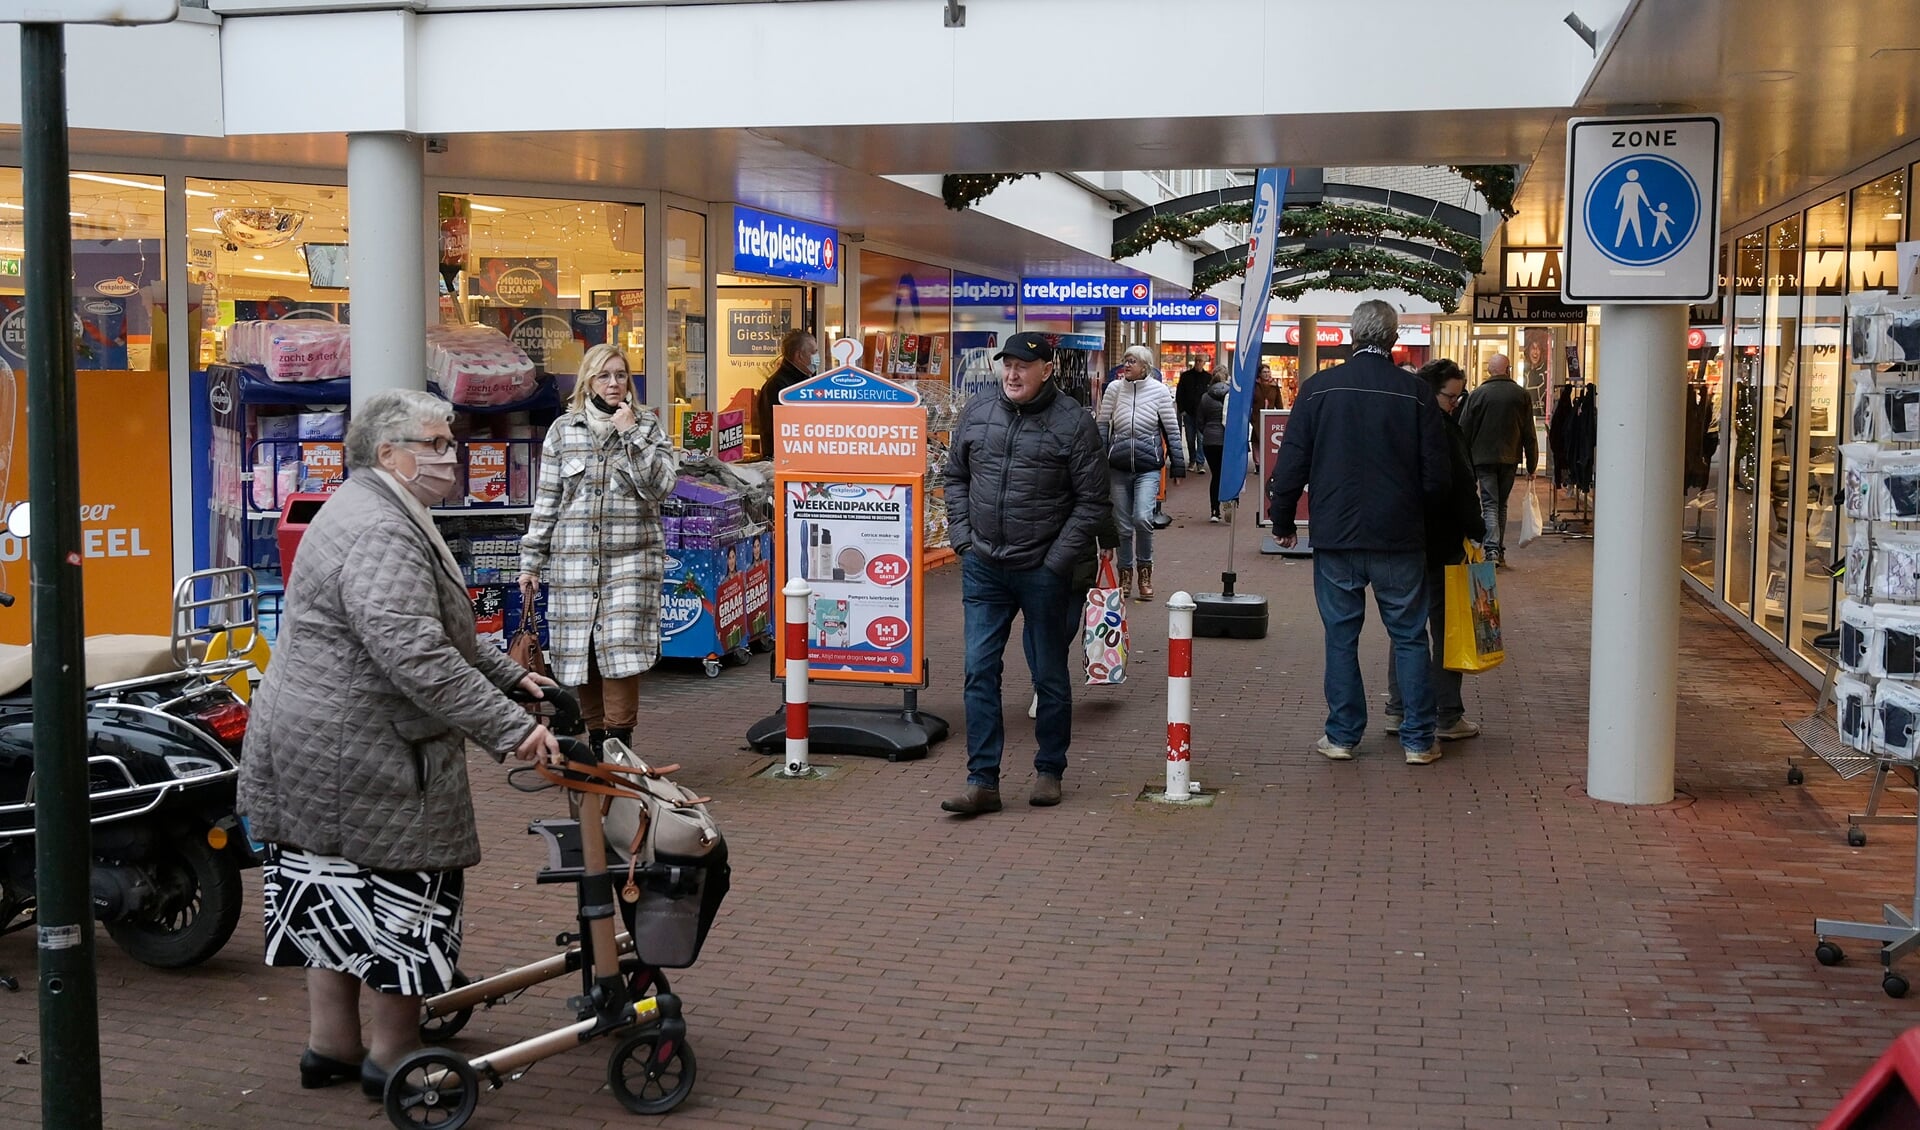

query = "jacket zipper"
[997,410,1025,531]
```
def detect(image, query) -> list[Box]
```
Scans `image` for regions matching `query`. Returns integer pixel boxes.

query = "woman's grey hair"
[1122,344,1156,369]
[345,390,454,469]
[1349,300,1399,352]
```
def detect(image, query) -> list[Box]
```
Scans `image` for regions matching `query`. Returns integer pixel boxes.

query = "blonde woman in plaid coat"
[519,345,678,749]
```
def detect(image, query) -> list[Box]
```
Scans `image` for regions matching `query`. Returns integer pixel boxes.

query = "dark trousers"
[1385,563,1465,726]
[1203,445,1224,514]
[961,554,1078,789]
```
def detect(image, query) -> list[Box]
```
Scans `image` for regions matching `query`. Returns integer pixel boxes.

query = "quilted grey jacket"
[519,411,679,686]
[238,475,535,872]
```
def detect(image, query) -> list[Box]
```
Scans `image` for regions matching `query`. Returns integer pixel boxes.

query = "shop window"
[858,250,951,381]
[953,272,1017,401]
[188,178,349,368]
[1682,245,1727,588]
[1724,230,1768,615]
[666,206,706,417]
[1755,215,1802,643]
[1849,172,1904,293]
[1790,196,1848,662]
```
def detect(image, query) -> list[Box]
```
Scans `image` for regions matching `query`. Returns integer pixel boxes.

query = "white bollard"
[1166,591,1195,799]
[782,578,811,775]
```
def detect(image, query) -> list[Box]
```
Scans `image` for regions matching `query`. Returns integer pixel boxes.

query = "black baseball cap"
[993,332,1055,363]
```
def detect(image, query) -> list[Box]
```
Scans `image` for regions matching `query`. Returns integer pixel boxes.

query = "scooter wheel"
[105,833,243,969]
[608,1029,696,1115]
[419,968,474,1044]
[384,1047,479,1130]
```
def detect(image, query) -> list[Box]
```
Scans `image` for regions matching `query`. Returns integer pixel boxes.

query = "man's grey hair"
[346,390,454,469]
[1349,300,1399,352]
[1123,344,1157,369]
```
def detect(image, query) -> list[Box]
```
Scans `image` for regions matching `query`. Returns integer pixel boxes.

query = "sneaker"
[1316,736,1354,761]
[1437,718,1481,741]
[1029,774,1062,806]
[940,785,1002,815]
[1208,514,1222,524]
[1404,746,1443,766]
[1384,713,1403,735]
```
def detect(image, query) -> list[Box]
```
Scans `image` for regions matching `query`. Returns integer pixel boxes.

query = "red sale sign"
[1257,409,1308,527]
[866,553,909,586]
[866,616,909,648]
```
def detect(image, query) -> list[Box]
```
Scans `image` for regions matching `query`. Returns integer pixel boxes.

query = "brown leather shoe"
[1117,567,1134,599]
[1029,774,1062,807]
[1138,564,1155,600]
[940,785,1002,815]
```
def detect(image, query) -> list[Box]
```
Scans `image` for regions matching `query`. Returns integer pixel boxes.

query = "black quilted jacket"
[945,381,1110,577]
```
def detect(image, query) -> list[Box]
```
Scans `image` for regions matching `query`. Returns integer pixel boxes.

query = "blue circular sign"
[1582,153,1700,267]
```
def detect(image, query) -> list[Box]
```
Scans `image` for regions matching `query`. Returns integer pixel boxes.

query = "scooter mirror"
[4,502,26,540]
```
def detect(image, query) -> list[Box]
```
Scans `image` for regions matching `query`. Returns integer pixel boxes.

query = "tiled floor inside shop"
[0,479,1910,1128]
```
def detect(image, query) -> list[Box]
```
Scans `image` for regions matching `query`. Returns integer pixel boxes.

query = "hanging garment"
[1548,384,1575,488]
[1683,386,1712,492]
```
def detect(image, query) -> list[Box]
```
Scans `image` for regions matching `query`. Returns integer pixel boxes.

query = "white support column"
[163,171,193,582]
[1587,302,1687,805]
[347,133,427,411]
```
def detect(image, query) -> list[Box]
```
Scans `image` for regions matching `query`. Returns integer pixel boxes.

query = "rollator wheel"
[1849,827,1869,848]
[1815,941,1845,966]
[1787,766,1805,785]
[608,1029,697,1115]
[384,1047,481,1130]
[420,968,474,1043]
[1887,973,1911,999]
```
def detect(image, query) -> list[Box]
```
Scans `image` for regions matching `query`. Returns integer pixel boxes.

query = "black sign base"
[747,702,949,762]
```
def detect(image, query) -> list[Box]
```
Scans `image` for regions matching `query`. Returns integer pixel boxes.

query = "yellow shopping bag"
[1443,541,1505,673]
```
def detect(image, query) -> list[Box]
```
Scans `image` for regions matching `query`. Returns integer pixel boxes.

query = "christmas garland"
[1450,164,1519,218]
[1276,247,1466,293]
[1190,250,1466,312]
[1270,272,1465,312]
[1112,202,1482,272]
[942,173,1038,211]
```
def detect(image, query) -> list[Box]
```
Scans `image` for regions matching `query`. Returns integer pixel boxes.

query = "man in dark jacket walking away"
[942,332,1110,815]
[1268,301,1451,764]
[1385,359,1488,742]
[1176,362,1212,473]
[1458,353,1538,566]
[755,330,817,459]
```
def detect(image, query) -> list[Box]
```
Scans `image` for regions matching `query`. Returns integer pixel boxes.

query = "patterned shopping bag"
[1082,550,1129,685]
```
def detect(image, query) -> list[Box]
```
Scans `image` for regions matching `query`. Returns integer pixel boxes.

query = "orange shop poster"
[0,369,175,644]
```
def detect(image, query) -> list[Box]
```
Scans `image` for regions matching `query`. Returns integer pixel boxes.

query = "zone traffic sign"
[1562,115,1722,304]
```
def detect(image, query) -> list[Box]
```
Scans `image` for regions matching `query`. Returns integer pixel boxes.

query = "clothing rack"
[1545,381,1597,539]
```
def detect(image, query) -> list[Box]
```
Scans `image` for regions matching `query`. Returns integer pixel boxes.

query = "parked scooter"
[0,565,263,971]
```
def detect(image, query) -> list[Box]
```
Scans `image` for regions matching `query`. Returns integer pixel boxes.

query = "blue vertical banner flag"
[1218,168,1288,505]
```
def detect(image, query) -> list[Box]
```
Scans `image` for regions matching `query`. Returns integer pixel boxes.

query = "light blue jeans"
[1109,468,1160,568]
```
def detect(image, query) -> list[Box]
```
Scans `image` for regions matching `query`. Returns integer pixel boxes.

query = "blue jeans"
[1385,563,1464,726]
[1109,468,1161,568]
[1183,414,1205,467]
[1312,549,1434,752]
[961,554,1078,789]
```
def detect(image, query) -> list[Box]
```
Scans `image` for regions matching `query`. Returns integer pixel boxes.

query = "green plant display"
[941,173,1038,211]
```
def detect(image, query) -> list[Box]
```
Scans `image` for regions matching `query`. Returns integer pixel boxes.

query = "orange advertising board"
[0,369,175,643]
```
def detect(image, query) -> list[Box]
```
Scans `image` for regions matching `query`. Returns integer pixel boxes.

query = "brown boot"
[939,785,1002,816]
[1029,774,1062,807]
[1117,567,1134,599]
[1137,564,1155,600]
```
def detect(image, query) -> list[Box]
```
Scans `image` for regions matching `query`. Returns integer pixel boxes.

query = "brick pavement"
[0,478,1910,1128]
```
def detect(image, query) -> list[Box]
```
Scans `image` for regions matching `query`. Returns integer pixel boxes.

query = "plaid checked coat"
[520,411,679,686]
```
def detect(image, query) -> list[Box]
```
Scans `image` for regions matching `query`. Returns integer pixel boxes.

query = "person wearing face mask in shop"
[755,329,818,458]
[518,344,680,752]
[238,390,563,1103]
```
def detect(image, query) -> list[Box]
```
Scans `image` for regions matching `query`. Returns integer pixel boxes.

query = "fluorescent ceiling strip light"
[70,172,214,198]
[241,268,310,279]
[467,201,506,213]
[0,202,84,217]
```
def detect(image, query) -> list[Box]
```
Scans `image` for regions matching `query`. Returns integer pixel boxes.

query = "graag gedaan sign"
[772,346,926,686]
[1563,115,1722,304]
[1020,276,1152,306]
[732,205,839,286]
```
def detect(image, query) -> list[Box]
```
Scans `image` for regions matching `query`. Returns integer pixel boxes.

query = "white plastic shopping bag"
[1516,479,1544,548]
[1081,550,1129,686]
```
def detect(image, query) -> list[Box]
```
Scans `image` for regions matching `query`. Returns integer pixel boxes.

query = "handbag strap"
[537,756,712,904]
[1096,549,1119,589]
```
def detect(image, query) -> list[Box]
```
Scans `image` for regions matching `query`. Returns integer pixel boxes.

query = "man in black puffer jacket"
[942,332,1109,816]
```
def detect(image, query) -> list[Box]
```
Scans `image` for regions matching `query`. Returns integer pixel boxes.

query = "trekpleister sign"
[1562,115,1721,304]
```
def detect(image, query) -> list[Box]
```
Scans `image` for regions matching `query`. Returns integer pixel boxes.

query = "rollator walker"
[382,688,730,1128]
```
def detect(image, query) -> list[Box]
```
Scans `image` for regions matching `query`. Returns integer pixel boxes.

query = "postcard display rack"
[207,319,558,647]
[1813,291,1920,998]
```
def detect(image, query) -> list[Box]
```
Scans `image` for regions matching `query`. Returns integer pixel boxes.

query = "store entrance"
[716,274,816,458]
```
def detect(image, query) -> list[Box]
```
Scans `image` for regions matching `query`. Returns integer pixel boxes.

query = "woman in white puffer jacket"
[1095,344,1186,600]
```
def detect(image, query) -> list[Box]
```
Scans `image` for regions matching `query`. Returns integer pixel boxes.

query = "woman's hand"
[516,671,556,696]
[513,722,562,765]
[517,572,540,605]
[612,402,639,433]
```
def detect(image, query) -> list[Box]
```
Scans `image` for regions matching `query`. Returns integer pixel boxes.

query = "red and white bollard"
[1166,591,1195,799]
[782,578,811,776]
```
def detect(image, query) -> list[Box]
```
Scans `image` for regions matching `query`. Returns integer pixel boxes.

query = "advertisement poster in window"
[781,479,917,678]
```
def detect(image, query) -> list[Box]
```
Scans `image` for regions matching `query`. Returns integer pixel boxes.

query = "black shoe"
[1029,774,1062,807]
[361,1058,391,1102]
[299,1048,363,1090]
[605,727,633,753]
[940,785,1002,816]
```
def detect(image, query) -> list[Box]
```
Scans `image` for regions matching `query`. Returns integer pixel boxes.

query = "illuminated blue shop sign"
[952,273,1017,306]
[1119,298,1221,322]
[1020,276,1152,306]
[732,205,839,285]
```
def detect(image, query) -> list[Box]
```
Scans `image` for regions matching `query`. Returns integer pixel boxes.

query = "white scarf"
[584,399,619,442]
[375,468,466,586]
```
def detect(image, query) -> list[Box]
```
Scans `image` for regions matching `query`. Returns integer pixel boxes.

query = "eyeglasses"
[399,436,456,455]
[1436,392,1460,406]
[591,371,629,385]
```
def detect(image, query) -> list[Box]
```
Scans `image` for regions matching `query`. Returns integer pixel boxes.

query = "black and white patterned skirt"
[260,845,464,996]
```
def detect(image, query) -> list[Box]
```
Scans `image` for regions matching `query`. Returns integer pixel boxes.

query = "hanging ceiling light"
[212,202,311,249]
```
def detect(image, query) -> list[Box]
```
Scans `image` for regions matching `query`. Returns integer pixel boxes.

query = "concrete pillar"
[347,133,428,412]
[1299,314,1318,378]
[1586,303,1687,805]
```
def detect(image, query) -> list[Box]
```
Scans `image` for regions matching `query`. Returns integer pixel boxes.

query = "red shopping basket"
[1822,1027,1920,1128]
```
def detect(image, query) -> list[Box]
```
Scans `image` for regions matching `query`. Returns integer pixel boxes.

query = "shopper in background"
[1199,371,1230,522]
[1267,300,1450,766]
[1176,359,1212,474]
[238,390,561,1101]
[1459,352,1538,567]
[1096,343,1186,600]
[1385,359,1488,743]
[943,331,1110,816]
[519,343,679,752]
[754,330,819,458]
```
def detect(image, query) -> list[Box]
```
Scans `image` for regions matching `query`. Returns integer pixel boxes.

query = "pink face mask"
[396,446,459,504]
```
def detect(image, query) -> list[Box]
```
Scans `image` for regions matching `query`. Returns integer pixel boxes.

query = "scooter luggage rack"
[383,688,697,1129]
[168,566,258,672]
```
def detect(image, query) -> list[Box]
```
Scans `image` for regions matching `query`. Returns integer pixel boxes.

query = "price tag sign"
[866,616,909,648]
[866,554,909,586]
